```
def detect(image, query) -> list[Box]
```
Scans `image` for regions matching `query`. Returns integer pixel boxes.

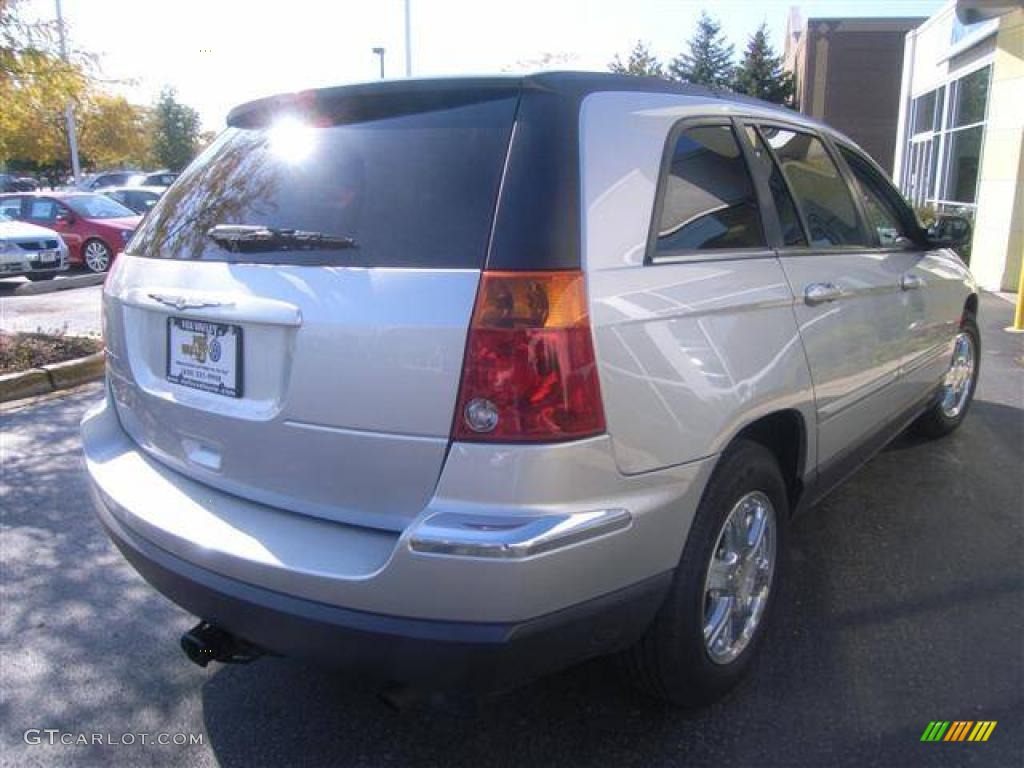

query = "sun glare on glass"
[268,115,316,164]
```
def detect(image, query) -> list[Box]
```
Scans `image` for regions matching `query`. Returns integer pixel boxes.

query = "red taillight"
[453,270,605,442]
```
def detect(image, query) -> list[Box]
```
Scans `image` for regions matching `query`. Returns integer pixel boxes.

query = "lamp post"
[404,0,412,76]
[54,0,81,184]
[372,47,386,79]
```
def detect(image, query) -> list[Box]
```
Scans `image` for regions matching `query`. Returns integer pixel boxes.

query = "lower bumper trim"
[98,493,671,692]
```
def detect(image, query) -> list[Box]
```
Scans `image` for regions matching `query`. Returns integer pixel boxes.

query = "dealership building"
[784,10,925,174]
[893,0,1023,293]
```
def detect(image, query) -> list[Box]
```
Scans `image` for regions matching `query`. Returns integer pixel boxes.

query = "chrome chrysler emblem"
[148,293,231,311]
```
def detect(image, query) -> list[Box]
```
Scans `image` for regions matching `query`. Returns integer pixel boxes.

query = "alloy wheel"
[702,491,777,665]
[84,241,111,273]
[940,331,975,419]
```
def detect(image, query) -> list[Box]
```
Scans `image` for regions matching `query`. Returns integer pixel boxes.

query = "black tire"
[913,314,980,439]
[26,272,57,282]
[621,440,787,707]
[82,239,112,273]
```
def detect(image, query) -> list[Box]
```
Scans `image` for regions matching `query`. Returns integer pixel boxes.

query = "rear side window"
[27,199,58,222]
[760,127,866,248]
[653,124,765,257]
[128,96,518,267]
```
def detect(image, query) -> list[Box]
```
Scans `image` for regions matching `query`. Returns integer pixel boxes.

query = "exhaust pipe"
[180,622,262,667]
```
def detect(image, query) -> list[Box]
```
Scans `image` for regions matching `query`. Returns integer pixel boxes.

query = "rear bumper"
[83,386,713,686]
[97,495,670,690]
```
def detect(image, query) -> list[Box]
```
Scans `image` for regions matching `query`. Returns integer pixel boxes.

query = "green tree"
[732,23,795,106]
[669,11,734,88]
[609,40,665,78]
[79,94,152,168]
[0,0,89,168]
[150,87,200,172]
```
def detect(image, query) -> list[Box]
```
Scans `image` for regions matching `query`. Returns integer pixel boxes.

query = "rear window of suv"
[127,95,518,268]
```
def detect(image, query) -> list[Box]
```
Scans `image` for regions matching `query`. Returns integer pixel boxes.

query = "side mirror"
[55,211,75,226]
[927,214,972,248]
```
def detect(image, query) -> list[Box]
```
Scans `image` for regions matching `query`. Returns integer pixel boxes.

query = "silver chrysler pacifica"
[82,73,980,706]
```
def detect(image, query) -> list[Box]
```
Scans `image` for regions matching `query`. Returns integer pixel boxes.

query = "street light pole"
[54,0,81,185]
[372,47,386,79]
[404,0,412,76]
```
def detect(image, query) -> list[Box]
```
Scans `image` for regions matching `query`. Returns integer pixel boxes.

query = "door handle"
[901,273,925,291]
[804,282,842,306]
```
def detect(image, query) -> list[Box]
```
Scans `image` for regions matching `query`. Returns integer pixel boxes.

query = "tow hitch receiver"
[180,622,263,667]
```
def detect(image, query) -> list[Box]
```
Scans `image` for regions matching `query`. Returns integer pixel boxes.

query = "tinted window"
[654,124,765,256]
[95,173,134,187]
[743,126,807,247]
[128,97,517,267]
[134,191,159,210]
[839,146,915,247]
[761,127,865,247]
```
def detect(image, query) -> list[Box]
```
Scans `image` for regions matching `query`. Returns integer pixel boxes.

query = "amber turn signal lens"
[472,271,589,330]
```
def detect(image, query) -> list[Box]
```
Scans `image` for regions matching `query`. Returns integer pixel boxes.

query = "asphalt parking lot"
[1,293,1021,768]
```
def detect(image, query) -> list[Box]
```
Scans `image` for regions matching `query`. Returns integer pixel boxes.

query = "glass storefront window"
[901,65,991,207]
[943,125,984,204]
[911,87,943,135]
[948,67,990,128]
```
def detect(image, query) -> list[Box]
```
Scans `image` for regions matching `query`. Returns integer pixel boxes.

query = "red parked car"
[0,191,140,273]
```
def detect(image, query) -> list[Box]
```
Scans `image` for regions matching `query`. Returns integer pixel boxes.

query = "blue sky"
[26,0,947,129]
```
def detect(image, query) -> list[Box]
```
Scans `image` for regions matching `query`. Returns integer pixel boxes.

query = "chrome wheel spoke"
[706,556,735,593]
[744,505,768,556]
[704,595,735,650]
[721,514,742,555]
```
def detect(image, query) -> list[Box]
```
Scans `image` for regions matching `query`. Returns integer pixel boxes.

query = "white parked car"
[0,212,69,281]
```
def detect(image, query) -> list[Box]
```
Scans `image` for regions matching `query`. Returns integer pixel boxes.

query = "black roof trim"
[227,77,525,127]
[226,71,799,127]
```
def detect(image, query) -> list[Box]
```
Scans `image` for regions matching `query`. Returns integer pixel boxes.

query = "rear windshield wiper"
[207,224,358,253]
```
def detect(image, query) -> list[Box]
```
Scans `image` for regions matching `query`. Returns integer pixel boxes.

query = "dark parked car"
[0,191,140,272]
[102,186,164,215]
[0,173,39,192]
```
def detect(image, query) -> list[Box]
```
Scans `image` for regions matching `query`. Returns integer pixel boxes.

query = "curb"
[2,273,105,297]
[0,352,105,403]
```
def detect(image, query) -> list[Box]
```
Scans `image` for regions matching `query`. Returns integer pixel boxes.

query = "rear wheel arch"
[963,293,978,320]
[726,410,807,514]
